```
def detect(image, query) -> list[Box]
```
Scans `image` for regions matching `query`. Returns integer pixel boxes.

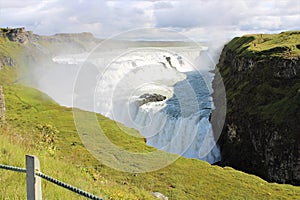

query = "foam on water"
[53,47,221,164]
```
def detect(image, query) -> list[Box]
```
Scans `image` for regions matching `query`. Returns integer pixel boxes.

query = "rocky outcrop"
[152,192,168,200]
[0,27,33,44]
[138,93,166,106]
[213,32,300,185]
[0,56,16,69]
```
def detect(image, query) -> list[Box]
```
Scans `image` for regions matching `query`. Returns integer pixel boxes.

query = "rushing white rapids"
[52,47,221,164]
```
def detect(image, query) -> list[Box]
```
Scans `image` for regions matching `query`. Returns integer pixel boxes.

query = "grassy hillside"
[0,34,300,199]
[226,31,300,58]
[223,31,300,61]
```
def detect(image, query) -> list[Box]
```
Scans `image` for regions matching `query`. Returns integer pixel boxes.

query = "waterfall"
[53,47,221,164]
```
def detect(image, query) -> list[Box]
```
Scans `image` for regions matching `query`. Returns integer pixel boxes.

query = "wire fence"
[0,163,26,173]
[36,172,102,200]
[0,156,103,200]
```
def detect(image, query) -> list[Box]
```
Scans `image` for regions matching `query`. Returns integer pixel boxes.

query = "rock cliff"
[213,31,300,185]
[0,27,32,44]
[0,56,16,69]
[0,28,28,69]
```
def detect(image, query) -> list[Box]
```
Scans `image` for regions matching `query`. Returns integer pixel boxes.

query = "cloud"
[154,1,239,28]
[153,1,173,10]
[152,0,299,40]
[0,0,153,37]
[0,0,299,40]
[0,0,46,8]
[153,0,299,29]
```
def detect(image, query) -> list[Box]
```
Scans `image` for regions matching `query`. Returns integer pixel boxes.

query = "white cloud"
[153,0,299,40]
[0,0,299,40]
[153,1,173,10]
[0,0,47,8]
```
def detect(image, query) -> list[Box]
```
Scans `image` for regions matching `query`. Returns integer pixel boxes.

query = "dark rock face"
[1,27,32,44]
[138,93,166,106]
[213,43,300,185]
[165,56,173,67]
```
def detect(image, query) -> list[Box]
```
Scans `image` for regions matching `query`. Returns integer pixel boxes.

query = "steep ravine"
[1,27,300,199]
[213,31,300,185]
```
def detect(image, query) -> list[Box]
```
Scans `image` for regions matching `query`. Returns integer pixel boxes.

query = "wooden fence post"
[26,155,42,200]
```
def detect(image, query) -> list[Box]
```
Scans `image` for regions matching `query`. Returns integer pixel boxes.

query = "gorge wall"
[213,31,300,185]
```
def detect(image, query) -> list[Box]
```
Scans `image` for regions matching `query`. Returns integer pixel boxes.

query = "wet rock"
[138,93,166,106]
[165,56,173,67]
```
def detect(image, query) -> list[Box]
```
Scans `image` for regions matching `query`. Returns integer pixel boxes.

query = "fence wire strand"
[0,163,103,200]
[36,172,103,200]
[0,164,26,173]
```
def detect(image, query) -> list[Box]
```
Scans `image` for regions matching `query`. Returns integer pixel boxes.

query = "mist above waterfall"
[24,40,224,164]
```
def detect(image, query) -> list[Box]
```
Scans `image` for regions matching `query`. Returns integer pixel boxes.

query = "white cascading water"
[52,47,221,164]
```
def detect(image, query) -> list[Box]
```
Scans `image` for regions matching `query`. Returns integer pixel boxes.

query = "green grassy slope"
[0,34,300,199]
[226,31,300,58]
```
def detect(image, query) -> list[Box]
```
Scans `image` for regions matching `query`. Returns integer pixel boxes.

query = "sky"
[0,0,299,41]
